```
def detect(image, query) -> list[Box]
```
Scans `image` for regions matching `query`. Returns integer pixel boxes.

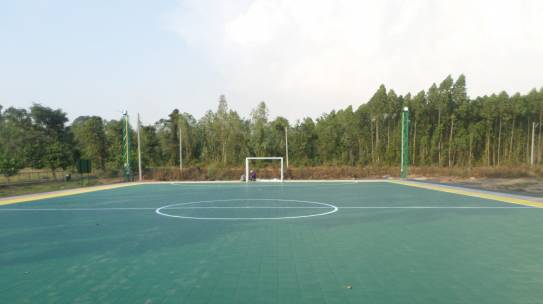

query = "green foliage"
[0,154,23,179]
[28,104,73,177]
[2,79,543,178]
[72,116,108,170]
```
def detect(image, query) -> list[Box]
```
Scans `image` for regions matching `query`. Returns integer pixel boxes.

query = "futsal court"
[1,180,542,303]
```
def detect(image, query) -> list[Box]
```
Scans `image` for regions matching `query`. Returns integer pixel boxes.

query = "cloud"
[166,0,543,120]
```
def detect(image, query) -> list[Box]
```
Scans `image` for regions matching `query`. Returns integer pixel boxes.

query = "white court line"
[0,206,535,212]
[166,206,332,209]
[166,206,536,209]
[168,182,359,189]
[0,207,156,211]
[339,206,536,209]
[155,199,339,220]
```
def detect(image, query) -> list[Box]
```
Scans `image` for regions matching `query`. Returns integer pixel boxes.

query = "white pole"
[531,122,536,166]
[179,124,183,172]
[137,113,142,181]
[285,126,289,168]
[245,158,249,183]
[280,158,284,182]
[125,112,130,170]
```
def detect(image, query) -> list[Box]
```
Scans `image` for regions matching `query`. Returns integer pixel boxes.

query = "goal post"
[245,157,284,183]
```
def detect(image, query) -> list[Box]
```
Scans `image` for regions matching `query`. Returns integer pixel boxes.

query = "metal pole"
[281,158,284,182]
[531,122,537,166]
[179,124,183,173]
[126,115,129,169]
[245,158,249,183]
[137,113,142,181]
[400,107,409,178]
[285,126,289,168]
[122,111,131,181]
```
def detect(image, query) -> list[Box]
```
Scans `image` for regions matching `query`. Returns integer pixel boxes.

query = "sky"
[1,0,542,125]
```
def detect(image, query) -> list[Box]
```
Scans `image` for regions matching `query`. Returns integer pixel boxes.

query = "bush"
[0,155,23,181]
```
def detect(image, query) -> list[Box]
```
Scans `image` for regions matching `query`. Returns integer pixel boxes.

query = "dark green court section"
[1,182,542,303]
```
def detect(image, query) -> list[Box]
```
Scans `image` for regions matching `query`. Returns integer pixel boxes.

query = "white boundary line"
[0,207,156,211]
[155,198,339,220]
[167,181,362,189]
[0,206,536,212]
[339,206,536,209]
[153,179,384,184]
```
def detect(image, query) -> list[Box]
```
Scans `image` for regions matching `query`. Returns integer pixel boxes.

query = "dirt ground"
[417,176,543,197]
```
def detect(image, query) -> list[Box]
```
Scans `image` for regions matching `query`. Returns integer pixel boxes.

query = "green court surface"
[1,182,542,303]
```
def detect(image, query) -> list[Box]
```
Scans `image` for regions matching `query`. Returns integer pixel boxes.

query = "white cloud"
[167,0,543,120]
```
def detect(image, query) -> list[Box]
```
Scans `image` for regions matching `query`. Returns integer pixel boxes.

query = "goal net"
[245,157,284,182]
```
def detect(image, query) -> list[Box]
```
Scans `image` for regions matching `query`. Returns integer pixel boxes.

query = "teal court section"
[1,182,542,303]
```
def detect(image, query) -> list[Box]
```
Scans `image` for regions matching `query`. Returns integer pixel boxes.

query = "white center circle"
[155,199,338,220]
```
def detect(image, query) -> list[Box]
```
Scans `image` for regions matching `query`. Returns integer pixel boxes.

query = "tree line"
[0,74,542,179]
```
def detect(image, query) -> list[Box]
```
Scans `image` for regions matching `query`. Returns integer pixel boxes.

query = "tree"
[0,153,23,182]
[140,125,162,168]
[104,120,125,171]
[29,104,73,178]
[0,107,35,166]
[2,75,543,175]
[290,118,317,165]
[269,116,289,157]
[72,116,108,170]
[250,101,269,156]
[367,85,388,163]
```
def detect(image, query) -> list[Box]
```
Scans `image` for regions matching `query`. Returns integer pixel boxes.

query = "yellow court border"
[390,180,543,208]
[0,182,141,206]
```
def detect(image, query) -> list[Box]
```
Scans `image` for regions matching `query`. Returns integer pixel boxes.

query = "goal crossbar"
[245,157,284,183]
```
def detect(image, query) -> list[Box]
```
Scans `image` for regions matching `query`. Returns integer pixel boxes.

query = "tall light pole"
[137,113,142,181]
[285,126,289,168]
[121,111,131,181]
[531,122,539,166]
[179,123,183,173]
[400,107,409,178]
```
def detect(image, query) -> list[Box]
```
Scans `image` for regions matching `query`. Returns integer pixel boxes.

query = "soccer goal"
[245,157,284,183]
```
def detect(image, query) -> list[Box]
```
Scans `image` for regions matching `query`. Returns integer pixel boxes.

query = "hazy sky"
[1,0,542,124]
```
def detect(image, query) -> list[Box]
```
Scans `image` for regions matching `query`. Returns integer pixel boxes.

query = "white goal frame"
[245,157,284,183]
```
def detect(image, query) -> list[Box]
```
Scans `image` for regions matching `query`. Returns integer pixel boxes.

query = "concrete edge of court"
[390,179,543,208]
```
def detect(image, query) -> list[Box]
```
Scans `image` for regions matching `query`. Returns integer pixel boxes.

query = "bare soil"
[418,176,543,197]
